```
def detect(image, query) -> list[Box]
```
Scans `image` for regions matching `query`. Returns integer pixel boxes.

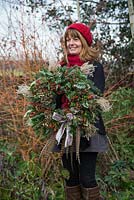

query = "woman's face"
[66,35,82,55]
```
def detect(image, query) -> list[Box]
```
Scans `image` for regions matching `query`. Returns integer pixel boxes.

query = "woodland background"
[0,0,134,199]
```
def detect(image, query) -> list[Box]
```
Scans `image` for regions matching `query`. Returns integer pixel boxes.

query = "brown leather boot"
[65,185,82,200]
[81,186,104,200]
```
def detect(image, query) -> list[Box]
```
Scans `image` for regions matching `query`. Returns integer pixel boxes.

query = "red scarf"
[67,54,85,67]
[61,55,84,108]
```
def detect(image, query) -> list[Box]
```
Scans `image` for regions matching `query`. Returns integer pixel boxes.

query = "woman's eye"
[66,38,70,42]
[66,37,79,42]
[74,37,79,40]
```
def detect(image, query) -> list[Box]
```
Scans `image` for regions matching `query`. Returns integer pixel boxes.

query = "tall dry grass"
[0,3,60,166]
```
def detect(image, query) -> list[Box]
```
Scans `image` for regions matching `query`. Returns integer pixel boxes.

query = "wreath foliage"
[23,65,109,151]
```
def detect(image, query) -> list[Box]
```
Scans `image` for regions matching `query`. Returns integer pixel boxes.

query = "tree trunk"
[128,0,134,38]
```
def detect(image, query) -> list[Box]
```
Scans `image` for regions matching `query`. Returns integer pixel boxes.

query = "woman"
[54,22,108,200]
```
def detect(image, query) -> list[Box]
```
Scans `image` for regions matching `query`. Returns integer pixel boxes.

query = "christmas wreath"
[18,63,110,158]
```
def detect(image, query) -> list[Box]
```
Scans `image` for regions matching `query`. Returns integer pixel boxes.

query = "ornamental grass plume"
[80,63,95,76]
[96,97,112,112]
[17,84,32,97]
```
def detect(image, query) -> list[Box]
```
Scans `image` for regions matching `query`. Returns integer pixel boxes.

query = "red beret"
[67,23,93,46]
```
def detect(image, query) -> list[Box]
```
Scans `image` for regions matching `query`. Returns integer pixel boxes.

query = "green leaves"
[99,86,134,199]
[74,82,87,89]
[103,87,134,120]
[0,141,42,200]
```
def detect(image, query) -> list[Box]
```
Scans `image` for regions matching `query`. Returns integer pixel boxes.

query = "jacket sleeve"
[88,62,106,135]
[88,62,105,94]
[92,62,105,93]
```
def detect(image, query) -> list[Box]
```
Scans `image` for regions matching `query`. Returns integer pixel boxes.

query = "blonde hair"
[64,29,100,62]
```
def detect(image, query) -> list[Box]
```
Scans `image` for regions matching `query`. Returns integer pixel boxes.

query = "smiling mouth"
[69,47,77,50]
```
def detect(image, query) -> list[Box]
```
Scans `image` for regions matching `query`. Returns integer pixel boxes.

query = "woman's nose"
[69,38,74,45]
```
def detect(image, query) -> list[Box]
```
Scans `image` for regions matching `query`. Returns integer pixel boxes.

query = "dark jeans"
[62,152,98,188]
